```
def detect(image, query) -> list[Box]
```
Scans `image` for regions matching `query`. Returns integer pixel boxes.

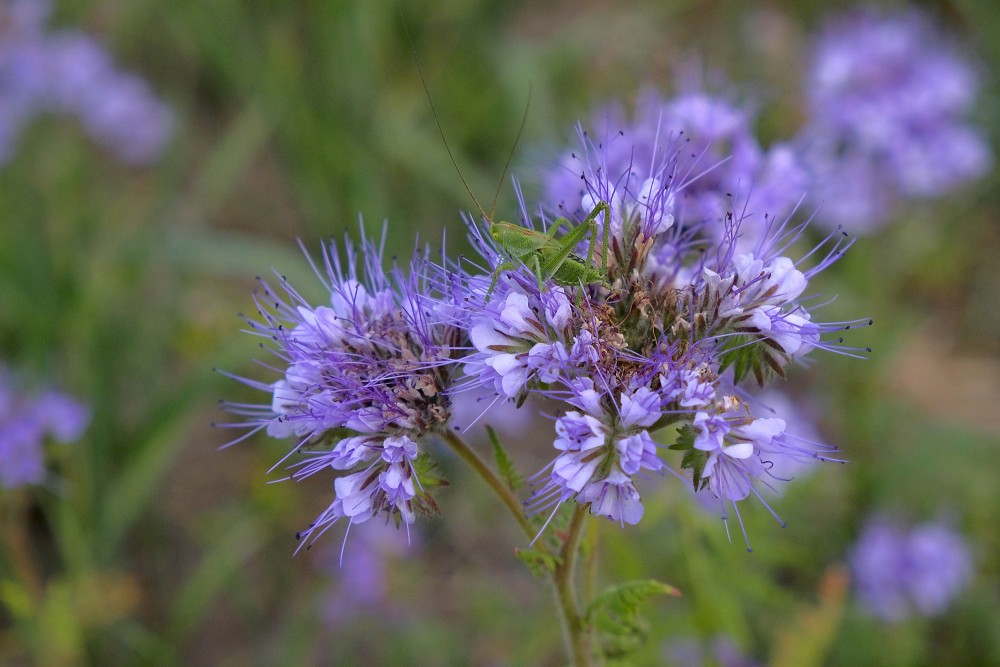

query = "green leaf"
[412,453,450,518]
[585,579,681,660]
[487,425,524,491]
[717,334,789,386]
[681,448,710,491]
[514,547,560,577]
[670,425,708,491]
[668,424,695,451]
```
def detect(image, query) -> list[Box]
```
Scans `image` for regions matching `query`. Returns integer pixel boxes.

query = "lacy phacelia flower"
[527,385,666,525]
[0,370,90,489]
[0,0,172,164]
[849,517,973,621]
[455,105,868,541]
[222,236,460,545]
[801,8,992,232]
[226,72,871,547]
[545,90,808,253]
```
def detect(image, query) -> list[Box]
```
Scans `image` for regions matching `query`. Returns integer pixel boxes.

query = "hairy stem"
[438,429,593,666]
[555,504,593,666]
[438,428,534,539]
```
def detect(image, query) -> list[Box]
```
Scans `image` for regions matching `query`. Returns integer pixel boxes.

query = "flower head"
[453,98,870,539]
[222,233,460,545]
[527,385,666,526]
[801,8,991,231]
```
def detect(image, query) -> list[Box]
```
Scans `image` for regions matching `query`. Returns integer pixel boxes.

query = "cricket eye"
[492,233,500,240]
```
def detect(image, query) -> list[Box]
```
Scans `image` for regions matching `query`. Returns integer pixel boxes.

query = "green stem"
[555,505,592,667]
[438,429,593,666]
[3,491,44,600]
[438,428,534,540]
[582,518,600,604]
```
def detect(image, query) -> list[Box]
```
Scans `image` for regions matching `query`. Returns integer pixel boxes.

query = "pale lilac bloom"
[667,368,716,408]
[0,370,89,489]
[464,276,579,399]
[528,386,667,525]
[850,517,973,621]
[685,385,840,536]
[545,89,808,252]
[222,235,460,545]
[802,8,991,231]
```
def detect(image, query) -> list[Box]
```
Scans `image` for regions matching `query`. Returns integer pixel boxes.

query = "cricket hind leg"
[543,216,574,240]
[538,215,596,279]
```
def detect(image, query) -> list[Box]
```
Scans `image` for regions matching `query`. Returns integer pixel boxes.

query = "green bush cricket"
[406,25,612,299]
[485,204,612,297]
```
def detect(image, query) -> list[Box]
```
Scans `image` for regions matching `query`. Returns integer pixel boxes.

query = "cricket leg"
[531,253,545,290]
[539,215,595,278]
[544,216,573,240]
[486,260,521,300]
[579,202,611,274]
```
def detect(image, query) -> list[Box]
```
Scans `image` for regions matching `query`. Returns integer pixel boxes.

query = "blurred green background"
[2,0,999,665]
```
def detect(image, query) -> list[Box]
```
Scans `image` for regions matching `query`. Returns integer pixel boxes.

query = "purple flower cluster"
[451,99,869,540]
[0,0,172,164]
[545,89,809,251]
[544,8,992,239]
[801,8,991,232]
[0,369,89,489]
[223,236,462,545]
[225,24,918,550]
[227,88,871,547]
[849,516,973,621]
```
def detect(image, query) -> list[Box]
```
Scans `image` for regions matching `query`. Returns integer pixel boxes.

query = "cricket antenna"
[489,85,531,224]
[400,8,528,225]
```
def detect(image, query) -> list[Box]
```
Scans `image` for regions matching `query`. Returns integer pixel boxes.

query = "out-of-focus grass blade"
[101,365,228,558]
[167,515,268,642]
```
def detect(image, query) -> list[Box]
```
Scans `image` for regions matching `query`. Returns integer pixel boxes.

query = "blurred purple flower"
[0,369,90,489]
[801,8,992,232]
[448,384,536,441]
[0,0,172,164]
[319,520,419,625]
[664,634,760,667]
[849,516,973,621]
